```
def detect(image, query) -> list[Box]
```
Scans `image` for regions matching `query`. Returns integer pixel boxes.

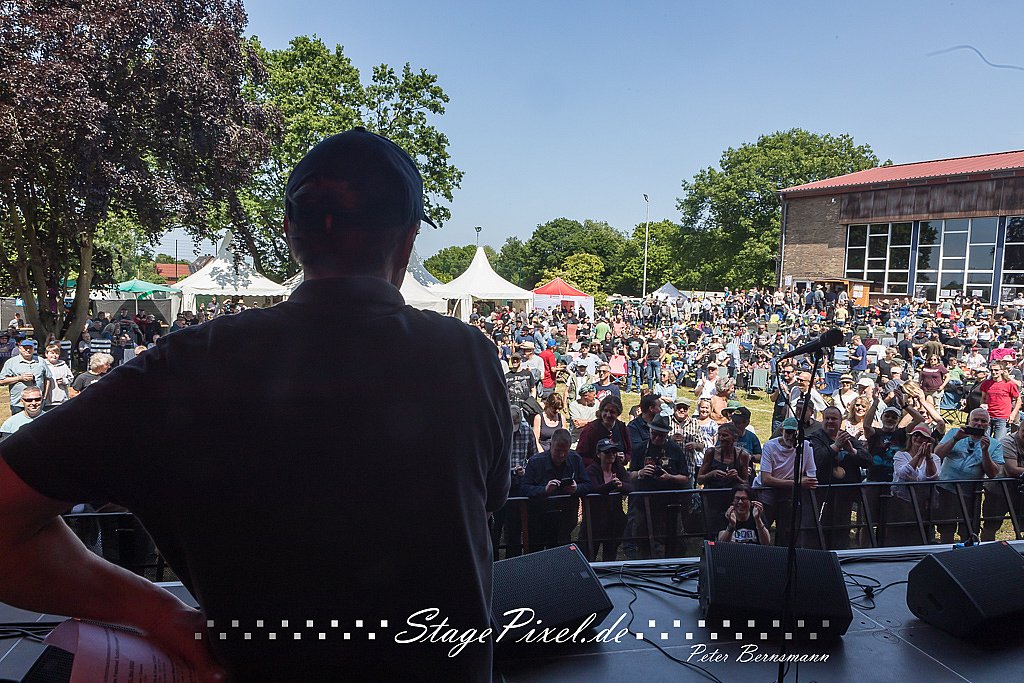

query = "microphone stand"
[776,347,824,683]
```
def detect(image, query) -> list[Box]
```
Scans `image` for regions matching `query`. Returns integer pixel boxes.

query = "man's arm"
[863,396,879,439]
[0,457,223,677]
[933,430,963,460]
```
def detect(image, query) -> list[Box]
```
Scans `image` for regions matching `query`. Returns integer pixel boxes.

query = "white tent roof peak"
[433,246,533,300]
[217,231,234,258]
[407,245,443,286]
[173,230,287,311]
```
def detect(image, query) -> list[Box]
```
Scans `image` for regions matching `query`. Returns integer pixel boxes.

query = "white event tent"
[173,232,289,312]
[652,282,682,301]
[431,247,533,321]
[407,246,444,287]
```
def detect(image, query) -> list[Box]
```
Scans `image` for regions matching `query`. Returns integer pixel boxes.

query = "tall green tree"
[677,129,884,288]
[0,0,274,340]
[423,245,496,283]
[521,218,626,289]
[236,36,463,279]
[493,236,529,288]
[612,219,682,296]
[542,253,608,307]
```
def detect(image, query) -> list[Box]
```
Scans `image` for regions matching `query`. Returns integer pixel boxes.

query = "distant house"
[155,263,187,285]
[155,257,213,285]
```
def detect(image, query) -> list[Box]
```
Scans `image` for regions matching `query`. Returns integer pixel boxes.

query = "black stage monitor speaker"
[906,541,1024,638]
[491,543,612,648]
[698,541,852,641]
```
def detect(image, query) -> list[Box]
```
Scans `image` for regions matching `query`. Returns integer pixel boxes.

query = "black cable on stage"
[0,622,60,642]
[843,568,910,610]
[594,563,725,683]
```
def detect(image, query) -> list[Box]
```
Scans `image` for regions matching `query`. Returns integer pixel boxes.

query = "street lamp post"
[475,226,482,246]
[642,194,650,298]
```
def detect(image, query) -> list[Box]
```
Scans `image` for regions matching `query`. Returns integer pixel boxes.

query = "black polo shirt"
[1,276,512,682]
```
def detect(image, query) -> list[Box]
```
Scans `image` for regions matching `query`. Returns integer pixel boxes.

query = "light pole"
[475,225,482,246]
[642,194,650,298]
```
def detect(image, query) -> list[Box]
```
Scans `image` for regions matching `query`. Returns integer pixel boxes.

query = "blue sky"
[157,0,1024,262]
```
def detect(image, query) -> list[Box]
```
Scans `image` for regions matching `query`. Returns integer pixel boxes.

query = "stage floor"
[2,544,1022,682]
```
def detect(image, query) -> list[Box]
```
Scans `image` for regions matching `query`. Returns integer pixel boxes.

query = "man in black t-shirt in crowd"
[629,416,690,558]
[645,333,663,390]
[625,329,644,393]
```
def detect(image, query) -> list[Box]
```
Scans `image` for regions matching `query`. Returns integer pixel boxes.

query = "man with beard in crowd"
[755,416,818,546]
[629,416,691,557]
[809,406,867,549]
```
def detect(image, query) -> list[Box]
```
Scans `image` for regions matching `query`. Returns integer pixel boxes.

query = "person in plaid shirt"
[670,398,708,469]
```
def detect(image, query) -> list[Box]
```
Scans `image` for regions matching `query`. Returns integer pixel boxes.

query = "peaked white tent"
[400,275,447,313]
[431,247,533,321]
[652,282,682,301]
[173,232,288,312]
[282,268,447,314]
[407,246,443,287]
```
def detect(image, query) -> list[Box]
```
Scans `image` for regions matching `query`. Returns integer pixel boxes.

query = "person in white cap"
[0,338,46,414]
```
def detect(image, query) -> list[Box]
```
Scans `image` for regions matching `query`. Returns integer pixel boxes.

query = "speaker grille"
[930,542,1024,616]
[491,544,611,633]
[699,541,852,639]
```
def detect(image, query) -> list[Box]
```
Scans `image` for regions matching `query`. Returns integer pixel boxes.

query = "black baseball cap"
[285,127,437,232]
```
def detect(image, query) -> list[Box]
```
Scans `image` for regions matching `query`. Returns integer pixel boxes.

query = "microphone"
[779,328,845,360]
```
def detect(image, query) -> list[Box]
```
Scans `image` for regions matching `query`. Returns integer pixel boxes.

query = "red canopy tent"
[532,277,594,320]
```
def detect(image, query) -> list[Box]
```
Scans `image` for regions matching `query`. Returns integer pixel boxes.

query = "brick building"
[778,150,1024,306]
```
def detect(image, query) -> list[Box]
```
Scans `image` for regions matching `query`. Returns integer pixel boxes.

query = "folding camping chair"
[821,371,843,397]
[832,346,850,374]
[746,367,770,398]
[608,354,627,388]
[939,380,965,424]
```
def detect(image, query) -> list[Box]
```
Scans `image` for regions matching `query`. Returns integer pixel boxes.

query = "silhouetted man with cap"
[0,128,512,682]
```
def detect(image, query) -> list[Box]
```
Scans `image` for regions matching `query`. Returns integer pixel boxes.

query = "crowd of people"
[4,284,1024,553]
[0,300,256,439]
[483,285,1024,559]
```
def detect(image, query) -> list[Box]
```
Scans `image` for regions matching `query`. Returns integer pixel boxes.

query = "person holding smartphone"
[628,416,691,558]
[520,429,593,551]
[933,408,1004,544]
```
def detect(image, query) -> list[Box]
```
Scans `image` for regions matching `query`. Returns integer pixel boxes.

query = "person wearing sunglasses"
[0,387,43,441]
[718,484,770,545]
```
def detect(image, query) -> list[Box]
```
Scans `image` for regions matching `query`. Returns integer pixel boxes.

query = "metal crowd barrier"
[494,478,1023,560]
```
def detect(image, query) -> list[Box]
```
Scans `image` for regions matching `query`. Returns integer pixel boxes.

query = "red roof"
[533,277,590,297]
[155,263,188,282]
[781,149,1024,195]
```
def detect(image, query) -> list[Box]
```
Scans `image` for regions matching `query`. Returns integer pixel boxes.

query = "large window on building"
[845,222,911,295]
[1003,216,1024,303]
[846,217,1001,303]
[914,217,997,302]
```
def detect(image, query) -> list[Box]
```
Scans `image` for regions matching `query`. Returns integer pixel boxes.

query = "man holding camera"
[934,408,1004,544]
[629,416,691,557]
